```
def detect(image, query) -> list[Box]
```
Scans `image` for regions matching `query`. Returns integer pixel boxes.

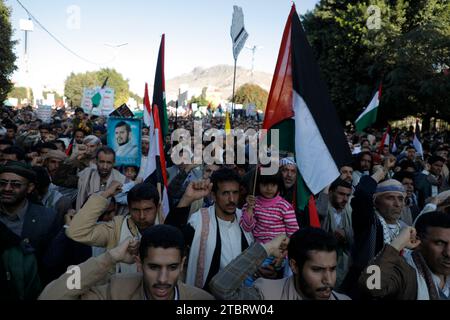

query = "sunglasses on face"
[0,180,27,189]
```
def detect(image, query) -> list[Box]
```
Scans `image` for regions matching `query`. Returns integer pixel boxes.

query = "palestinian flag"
[143,104,170,221]
[152,34,169,137]
[355,84,382,133]
[263,5,352,226]
[378,126,390,154]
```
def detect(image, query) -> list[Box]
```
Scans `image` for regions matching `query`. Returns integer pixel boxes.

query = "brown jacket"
[358,245,418,300]
[39,251,214,300]
[66,194,139,250]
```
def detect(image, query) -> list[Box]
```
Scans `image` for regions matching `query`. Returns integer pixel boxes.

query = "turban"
[44,150,67,161]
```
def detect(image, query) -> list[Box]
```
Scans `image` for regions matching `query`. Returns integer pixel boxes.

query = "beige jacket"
[39,252,214,300]
[67,194,139,250]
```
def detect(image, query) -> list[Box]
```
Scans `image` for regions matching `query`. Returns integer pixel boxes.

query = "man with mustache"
[0,161,58,287]
[165,167,254,291]
[359,211,450,300]
[352,151,373,188]
[342,155,410,298]
[75,147,126,211]
[316,178,353,289]
[39,225,213,300]
[114,121,138,159]
[209,227,350,300]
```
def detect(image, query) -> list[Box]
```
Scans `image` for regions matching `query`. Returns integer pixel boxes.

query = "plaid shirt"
[209,243,267,300]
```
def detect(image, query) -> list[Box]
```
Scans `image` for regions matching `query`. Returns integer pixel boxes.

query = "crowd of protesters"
[0,103,449,301]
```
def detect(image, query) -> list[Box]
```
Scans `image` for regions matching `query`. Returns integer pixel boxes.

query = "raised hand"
[391,227,421,251]
[101,181,123,198]
[178,179,213,208]
[262,234,289,258]
[109,237,140,265]
[384,155,396,170]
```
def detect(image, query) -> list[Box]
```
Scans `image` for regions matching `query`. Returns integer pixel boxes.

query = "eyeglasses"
[0,180,27,189]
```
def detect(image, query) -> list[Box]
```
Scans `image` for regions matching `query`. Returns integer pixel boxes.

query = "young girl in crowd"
[240,169,299,285]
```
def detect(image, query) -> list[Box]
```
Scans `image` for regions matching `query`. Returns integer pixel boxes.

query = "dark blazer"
[341,175,385,298]
[358,245,418,300]
[21,203,58,260]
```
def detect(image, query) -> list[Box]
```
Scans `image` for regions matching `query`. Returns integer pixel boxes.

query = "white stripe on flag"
[355,91,379,123]
[293,91,340,194]
[413,134,423,157]
[142,127,158,181]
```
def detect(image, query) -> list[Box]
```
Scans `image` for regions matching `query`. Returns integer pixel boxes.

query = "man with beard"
[75,147,125,211]
[352,151,373,187]
[415,155,450,209]
[394,171,420,225]
[73,128,86,145]
[339,165,354,185]
[209,227,350,300]
[342,156,409,298]
[43,150,67,181]
[316,178,353,289]
[40,225,213,300]
[0,161,57,283]
[280,157,297,203]
[359,212,450,300]
[165,168,254,291]
[137,135,150,180]
[114,121,138,158]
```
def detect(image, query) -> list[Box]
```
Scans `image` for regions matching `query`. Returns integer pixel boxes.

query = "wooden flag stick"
[252,165,259,196]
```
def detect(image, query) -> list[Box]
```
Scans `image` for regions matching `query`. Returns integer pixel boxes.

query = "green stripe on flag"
[355,107,377,132]
[296,174,311,211]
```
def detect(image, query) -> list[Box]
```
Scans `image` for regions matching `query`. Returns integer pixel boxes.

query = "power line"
[15,0,110,65]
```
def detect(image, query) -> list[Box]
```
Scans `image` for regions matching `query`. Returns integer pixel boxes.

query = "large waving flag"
[263,5,352,225]
[143,104,170,221]
[355,84,382,133]
[152,34,169,137]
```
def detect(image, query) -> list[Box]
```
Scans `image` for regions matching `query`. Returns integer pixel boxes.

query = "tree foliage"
[8,87,34,103]
[64,68,130,108]
[301,0,450,128]
[0,1,17,104]
[233,83,269,111]
[189,87,211,106]
[129,92,143,104]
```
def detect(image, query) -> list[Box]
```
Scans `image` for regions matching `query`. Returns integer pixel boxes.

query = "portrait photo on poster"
[107,117,142,167]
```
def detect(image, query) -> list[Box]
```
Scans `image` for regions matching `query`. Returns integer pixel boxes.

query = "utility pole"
[245,45,263,82]
[20,18,34,105]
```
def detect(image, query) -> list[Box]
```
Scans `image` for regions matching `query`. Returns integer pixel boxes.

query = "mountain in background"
[166,64,272,103]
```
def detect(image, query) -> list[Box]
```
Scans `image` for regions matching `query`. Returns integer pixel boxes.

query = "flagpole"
[231,58,237,125]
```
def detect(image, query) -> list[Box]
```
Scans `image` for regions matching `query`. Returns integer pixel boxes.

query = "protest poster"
[107,117,142,167]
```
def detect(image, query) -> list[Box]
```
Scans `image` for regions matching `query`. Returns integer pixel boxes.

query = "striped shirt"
[240,195,299,244]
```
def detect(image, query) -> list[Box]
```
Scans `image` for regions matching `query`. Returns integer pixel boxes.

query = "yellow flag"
[225,111,231,135]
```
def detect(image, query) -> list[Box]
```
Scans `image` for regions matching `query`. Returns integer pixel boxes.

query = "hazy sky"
[7,0,318,95]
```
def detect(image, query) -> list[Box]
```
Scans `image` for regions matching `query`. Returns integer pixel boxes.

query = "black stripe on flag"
[290,12,352,168]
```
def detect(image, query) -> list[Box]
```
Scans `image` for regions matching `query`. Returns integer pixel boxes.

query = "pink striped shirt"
[240,195,299,244]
